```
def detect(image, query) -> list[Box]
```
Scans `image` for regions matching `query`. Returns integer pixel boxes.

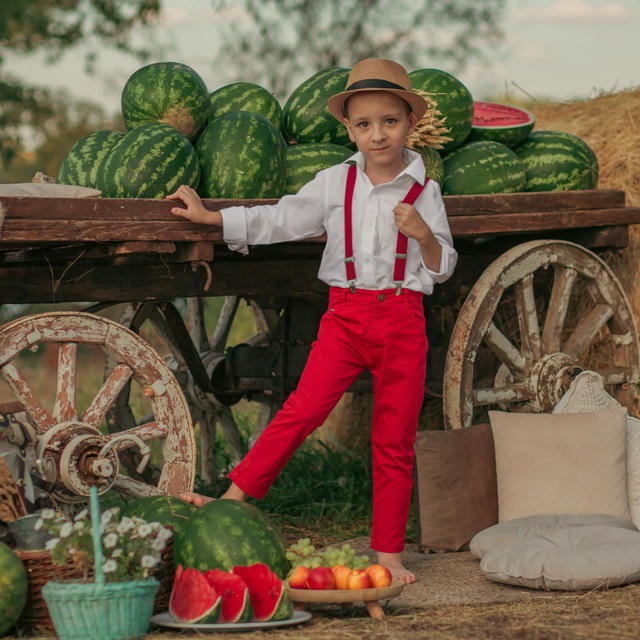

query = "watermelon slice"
[169,565,221,623]
[470,101,535,148]
[204,569,253,623]
[232,563,293,622]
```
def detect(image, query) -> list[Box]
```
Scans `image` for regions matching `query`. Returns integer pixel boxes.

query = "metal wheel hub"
[529,353,582,412]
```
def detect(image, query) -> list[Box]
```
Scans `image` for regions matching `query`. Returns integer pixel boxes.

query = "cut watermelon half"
[204,569,253,623]
[169,565,221,623]
[232,563,293,622]
[470,101,535,148]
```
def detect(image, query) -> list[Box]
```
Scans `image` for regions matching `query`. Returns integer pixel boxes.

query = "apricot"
[288,566,311,589]
[365,564,392,588]
[331,564,352,590]
[306,566,336,590]
[347,568,373,590]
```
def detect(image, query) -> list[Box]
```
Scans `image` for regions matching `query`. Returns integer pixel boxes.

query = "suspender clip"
[348,281,357,294]
[393,282,403,296]
[395,253,408,259]
[344,256,355,263]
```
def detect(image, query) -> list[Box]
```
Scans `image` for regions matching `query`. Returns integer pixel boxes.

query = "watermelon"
[121,495,196,531]
[95,122,200,198]
[57,130,124,188]
[0,542,27,635]
[442,140,526,195]
[169,565,221,623]
[408,68,474,153]
[209,82,282,131]
[121,62,210,141]
[282,68,351,146]
[513,130,599,192]
[232,563,293,622]
[173,499,290,579]
[284,143,352,194]
[469,101,535,148]
[195,111,286,198]
[204,569,253,623]
[414,146,444,184]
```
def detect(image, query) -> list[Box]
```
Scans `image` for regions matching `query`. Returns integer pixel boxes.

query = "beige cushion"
[0,183,101,197]
[480,525,640,590]
[489,408,630,522]
[470,513,636,559]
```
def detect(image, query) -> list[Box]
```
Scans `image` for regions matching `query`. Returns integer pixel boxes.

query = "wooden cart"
[0,189,639,502]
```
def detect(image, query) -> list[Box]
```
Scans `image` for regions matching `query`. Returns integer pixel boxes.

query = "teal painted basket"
[42,487,159,640]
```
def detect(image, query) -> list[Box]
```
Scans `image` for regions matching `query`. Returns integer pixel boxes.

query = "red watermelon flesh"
[204,569,253,623]
[232,563,294,622]
[169,565,221,623]
[470,101,535,147]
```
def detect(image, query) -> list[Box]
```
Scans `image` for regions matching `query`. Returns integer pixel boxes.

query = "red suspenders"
[343,163,428,294]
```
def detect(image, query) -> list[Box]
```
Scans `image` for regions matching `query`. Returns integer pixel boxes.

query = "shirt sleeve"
[220,171,328,255]
[416,181,458,283]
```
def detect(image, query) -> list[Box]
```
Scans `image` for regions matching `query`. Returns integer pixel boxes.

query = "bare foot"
[376,551,417,584]
[179,492,214,508]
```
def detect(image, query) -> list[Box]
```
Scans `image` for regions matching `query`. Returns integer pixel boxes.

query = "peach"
[365,564,392,588]
[306,566,336,590]
[347,569,373,590]
[288,566,311,589]
[331,565,352,590]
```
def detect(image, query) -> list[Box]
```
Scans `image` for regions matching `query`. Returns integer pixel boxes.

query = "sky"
[4,0,639,117]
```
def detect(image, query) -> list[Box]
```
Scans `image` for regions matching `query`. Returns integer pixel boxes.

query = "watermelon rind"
[204,569,253,623]
[413,146,444,184]
[442,140,526,195]
[121,496,196,532]
[173,499,290,579]
[282,68,351,146]
[232,563,293,622]
[513,130,599,192]
[121,62,210,141]
[209,82,282,131]
[57,130,124,188]
[195,111,286,198]
[0,542,27,634]
[95,122,200,198]
[409,68,474,153]
[169,565,221,624]
[469,101,535,148]
[285,143,352,194]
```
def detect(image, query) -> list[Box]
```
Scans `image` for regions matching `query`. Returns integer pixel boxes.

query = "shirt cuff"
[221,206,249,255]
[420,243,458,282]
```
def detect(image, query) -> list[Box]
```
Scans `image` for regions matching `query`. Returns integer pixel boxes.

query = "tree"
[211,0,507,97]
[0,0,161,169]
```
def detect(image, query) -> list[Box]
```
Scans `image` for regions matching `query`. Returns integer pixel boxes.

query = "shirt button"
[377,294,385,302]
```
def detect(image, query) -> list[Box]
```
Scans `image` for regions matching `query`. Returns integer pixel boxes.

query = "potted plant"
[39,486,171,640]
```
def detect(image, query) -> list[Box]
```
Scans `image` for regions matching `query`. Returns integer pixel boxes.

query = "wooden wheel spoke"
[82,363,133,428]
[483,322,528,374]
[473,383,533,406]
[563,303,613,360]
[210,296,239,353]
[108,420,169,453]
[218,406,247,461]
[0,361,54,433]
[112,474,163,497]
[515,274,542,360]
[542,266,577,353]
[53,343,78,422]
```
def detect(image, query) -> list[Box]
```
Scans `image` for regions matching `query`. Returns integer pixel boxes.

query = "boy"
[167,58,457,583]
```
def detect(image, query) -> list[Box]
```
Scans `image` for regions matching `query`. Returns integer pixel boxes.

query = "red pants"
[229,286,428,552]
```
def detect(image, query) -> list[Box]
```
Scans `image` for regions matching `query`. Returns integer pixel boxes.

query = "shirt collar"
[345,147,426,185]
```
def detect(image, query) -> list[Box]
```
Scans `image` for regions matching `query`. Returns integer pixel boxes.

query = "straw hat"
[328,58,429,122]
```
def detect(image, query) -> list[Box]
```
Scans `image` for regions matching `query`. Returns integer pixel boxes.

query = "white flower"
[45,537,59,550]
[74,509,88,522]
[157,527,173,542]
[102,559,118,574]
[112,548,123,558]
[73,520,85,531]
[116,517,135,535]
[40,509,55,520]
[59,522,73,538]
[101,510,113,525]
[151,538,166,552]
[34,518,44,531]
[137,524,152,538]
[103,533,118,549]
[141,555,158,568]
[69,547,76,555]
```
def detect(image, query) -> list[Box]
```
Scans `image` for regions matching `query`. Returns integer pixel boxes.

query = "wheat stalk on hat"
[0,456,28,522]
[406,90,453,151]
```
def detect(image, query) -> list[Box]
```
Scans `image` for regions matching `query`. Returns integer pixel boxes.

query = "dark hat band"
[345,78,408,92]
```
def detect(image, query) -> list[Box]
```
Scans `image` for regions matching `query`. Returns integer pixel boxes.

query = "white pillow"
[489,408,630,522]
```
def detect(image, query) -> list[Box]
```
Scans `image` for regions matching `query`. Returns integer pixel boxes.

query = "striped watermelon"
[121,62,210,141]
[195,111,286,198]
[122,496,196,531]
[513,130,599,191]
[282,68,351,146]
[0,542,27,635]
[173,499,290,579]
[414,146,445,184]
[469,101,535,148]
[284,143,352,194]
[57,130,124,188]
[95,122,200,198]
[408,68,474,153]
[210,82,282,131]
[442,140,526,195]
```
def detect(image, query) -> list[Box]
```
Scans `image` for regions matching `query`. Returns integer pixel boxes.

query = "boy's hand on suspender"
[393,203,443,272]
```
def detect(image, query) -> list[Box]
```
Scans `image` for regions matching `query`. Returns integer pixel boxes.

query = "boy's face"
[342,91,418,171]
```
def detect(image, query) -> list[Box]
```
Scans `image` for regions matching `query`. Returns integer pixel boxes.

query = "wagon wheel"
[443,240,640,429]
[0,311,195,502]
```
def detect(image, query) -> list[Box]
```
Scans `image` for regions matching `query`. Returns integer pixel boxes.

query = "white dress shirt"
[221,148,458,295]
